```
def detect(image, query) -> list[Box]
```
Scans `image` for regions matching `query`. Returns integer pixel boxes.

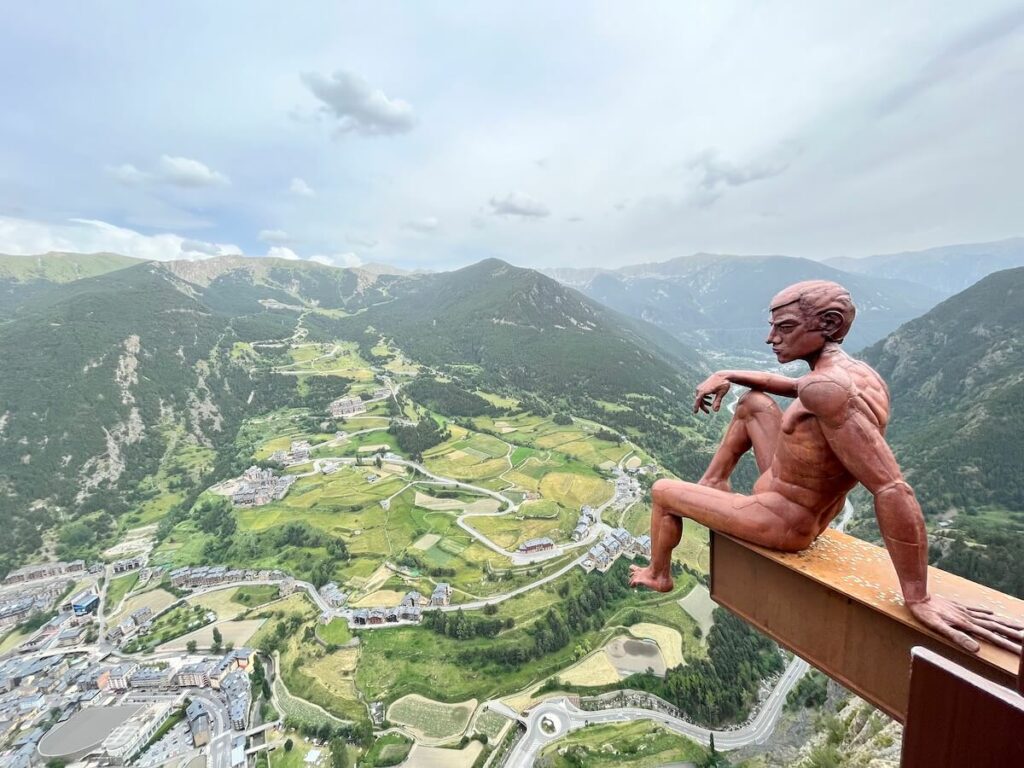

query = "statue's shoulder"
[796,367,855,422]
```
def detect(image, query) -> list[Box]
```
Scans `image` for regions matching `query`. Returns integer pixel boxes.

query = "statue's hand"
[694,373,731,414]
[907,595,1023,654]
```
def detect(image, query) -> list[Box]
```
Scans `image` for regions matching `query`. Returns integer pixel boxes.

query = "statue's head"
[767,280,856,363]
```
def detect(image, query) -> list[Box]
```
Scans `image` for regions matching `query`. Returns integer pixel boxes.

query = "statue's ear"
[820,309,843,340]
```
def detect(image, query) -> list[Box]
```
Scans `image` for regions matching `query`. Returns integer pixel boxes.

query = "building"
[111,557,144,574]
[68,590,99,617]
[175,660,217,689]
[519,537,554,554]
[129,606,153,626]
[186,700,211,747]
[0,598,34,629]
[328,396,366,418]
[231,466,296,507]
[633,534,652,558]
[3,560,84,585]
[221,670,251,730]
[430,583,452,607]
[290,440,312,462]
[57,626,86,647]
[402,591,422,607]
[319,583,348,608]
[128,666,169,690]
[104,702,175,763]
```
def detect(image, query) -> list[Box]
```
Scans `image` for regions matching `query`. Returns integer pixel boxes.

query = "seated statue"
[629,280,1022,654]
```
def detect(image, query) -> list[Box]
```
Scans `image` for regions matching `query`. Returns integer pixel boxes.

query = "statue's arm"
[798,377,928,603]
[800,377,1024,654]
[720,370,799,397]
[694,370,797,413]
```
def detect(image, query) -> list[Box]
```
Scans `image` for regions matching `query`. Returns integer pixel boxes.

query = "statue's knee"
[736,390,777,419]
[651,478,673,505]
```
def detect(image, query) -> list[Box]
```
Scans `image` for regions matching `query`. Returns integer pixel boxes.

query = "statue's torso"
[755,355,891,534]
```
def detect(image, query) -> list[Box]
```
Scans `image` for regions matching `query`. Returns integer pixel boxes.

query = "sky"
[0,2,1022,271]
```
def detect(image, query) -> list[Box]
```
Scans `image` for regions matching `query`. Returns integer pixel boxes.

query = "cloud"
[301,69,415,136]
[107,156,230,188]
[0,215,241,261]
[266,245,301,261]
[106,163,150,185]
[258,229,291,244]
[876,6,1024,117]
[686,147,795,206]
[488,192,550,219]
[402,216,439,233]
[309,252,362,268]
[288,177,315,197]
[158,155,230,187]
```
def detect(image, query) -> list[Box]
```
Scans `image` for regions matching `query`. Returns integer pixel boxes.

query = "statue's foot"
[628,564,674,593]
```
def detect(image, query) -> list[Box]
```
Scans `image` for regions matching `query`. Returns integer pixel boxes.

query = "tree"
[211,626,223,653]
[186,639,197,654]
[330,738,350,768]
[284,737,294,752]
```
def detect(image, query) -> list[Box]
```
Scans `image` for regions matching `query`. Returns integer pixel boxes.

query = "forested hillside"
[861,267,1024,596]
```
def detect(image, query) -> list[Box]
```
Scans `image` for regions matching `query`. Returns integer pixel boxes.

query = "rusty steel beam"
[901,646,1024,767]
[709,529,1024,723]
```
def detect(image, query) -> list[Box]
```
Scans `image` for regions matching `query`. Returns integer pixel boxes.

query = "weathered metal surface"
[901,646,1024,767]
[710,528,1024,723]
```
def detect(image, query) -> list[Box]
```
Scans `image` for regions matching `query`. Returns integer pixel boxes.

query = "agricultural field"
[539,720,708,768]
[160,619,265,651]
[232,585,280,608]
[472,708,511,741]
[402,741,484,768]
[387,694,476,741]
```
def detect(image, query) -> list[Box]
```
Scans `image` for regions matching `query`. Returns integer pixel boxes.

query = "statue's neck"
[806,342,842,370]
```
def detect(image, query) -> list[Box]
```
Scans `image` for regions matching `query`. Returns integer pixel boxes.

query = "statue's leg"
[699,391,781,491]
[630,481,810,592]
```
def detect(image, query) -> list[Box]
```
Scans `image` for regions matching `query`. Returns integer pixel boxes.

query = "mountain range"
[544,237,1024,356]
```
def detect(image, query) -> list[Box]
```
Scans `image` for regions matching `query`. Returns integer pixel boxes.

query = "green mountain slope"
[860,268,1024,596]
[0,251,143,316]
[0,261,296,570]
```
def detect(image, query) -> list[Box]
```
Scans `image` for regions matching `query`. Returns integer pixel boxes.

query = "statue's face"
[766,302,824,363]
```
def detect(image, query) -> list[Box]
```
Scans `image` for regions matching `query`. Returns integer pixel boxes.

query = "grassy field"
[363,732,413,767]
[387,694,476,741]
[539,720,708,767]
[123,603,211,653]
[233,585,280,608]
[467,503,576,549]
[104,573,140,615]
[317,619,353,646]
[110,588,177,625]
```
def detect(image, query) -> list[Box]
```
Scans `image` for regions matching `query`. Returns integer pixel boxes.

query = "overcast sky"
[1,2,1022,270]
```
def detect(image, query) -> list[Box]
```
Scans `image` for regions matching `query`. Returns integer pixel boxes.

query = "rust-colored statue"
[629,280,1023,654]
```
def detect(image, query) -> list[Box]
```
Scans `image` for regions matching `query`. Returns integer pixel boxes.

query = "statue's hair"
[770,280,856,343]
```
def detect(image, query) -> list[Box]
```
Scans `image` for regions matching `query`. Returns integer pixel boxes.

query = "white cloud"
[301,69,415,136]
[0,215,241,261]
[685,147,796,207]
[107,156,230,188]
[258,229,291,244]
[288,177,315,197]
[309,252,362,268]
[266,245,301,261]
[402,216,439,233]
[158,155,230,187]
[488,192,550,219]
[106,163,150,185]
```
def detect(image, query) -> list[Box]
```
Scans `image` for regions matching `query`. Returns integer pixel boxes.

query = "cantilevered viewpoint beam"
[709,528,1024,723]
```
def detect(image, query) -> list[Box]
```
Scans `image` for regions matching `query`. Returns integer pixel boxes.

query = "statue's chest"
[781,400,816,435]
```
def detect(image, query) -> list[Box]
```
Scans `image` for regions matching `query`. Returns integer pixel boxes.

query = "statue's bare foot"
[629,564,674,593]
